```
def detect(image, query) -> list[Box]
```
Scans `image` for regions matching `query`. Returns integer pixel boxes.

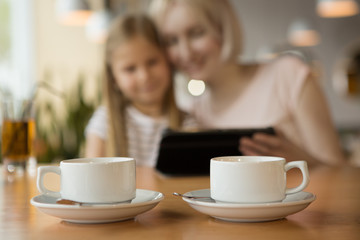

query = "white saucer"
[30,189,163,224]
[182,189,315,222]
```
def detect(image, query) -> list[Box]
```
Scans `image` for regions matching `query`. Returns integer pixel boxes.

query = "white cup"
[37,157,136,203]
[210,156,310,203]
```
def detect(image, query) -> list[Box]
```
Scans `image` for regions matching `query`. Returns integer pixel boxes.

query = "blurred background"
[0,0,359,164]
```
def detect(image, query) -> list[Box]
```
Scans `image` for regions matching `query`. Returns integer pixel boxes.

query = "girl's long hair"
[104,14,183,157]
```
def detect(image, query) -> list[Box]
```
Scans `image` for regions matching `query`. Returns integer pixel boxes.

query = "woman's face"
[110,35,171,110]
[160,2,222,82]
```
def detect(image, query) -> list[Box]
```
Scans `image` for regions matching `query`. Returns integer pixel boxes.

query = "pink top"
[192,56,310,148]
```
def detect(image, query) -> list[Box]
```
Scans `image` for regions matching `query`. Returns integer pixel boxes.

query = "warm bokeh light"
[289,30,320,47]
[57,11,92,26]
[187,79,205,96]
[288,20,321,47]
[56,0,92,26]
[317,0,359,18]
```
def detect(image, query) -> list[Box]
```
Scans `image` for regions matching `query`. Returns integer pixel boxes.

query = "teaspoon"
[173,192,210,199]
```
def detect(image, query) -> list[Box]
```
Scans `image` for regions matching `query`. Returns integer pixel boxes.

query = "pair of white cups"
[211,156,310,203]
[37,157,136,203]
[37,156,310,204]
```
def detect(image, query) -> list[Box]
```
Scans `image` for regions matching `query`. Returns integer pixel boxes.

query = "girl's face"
[110,35,171,110]
[160,2,222,82]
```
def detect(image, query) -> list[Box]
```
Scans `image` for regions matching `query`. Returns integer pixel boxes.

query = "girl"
[85,14,193,167]
[150,0,345,166]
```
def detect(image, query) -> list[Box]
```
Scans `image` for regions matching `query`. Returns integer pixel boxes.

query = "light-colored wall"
[34,0,102,100]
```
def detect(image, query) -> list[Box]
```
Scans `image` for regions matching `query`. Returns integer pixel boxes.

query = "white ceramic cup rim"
[60,157,134,165]
[211,156,285,163]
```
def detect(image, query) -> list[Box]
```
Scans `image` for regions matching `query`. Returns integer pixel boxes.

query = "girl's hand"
[239,131,316,163]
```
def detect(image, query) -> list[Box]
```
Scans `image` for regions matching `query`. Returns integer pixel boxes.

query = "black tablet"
[155,127,275,176]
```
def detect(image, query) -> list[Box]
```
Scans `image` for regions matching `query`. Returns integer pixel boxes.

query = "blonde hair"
[104,14,183,157]
[149,0,243,62]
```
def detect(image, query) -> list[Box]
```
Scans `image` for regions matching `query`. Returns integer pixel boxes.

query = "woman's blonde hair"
[104,14,183,157]
[149,0,243,62]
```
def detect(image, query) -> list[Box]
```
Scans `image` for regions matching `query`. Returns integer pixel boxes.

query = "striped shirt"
[85,105,196,167]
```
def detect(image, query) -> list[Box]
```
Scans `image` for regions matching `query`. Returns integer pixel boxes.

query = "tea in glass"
[1,99,35,174]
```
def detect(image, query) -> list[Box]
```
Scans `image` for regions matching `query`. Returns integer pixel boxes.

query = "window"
[0,0,35,99]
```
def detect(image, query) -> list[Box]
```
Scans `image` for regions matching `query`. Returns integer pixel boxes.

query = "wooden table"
[1,164,360,240]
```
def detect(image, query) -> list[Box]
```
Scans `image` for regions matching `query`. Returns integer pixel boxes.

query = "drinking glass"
[1,99,36,174]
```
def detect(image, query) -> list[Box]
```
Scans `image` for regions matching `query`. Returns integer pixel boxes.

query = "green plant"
[35,73,102,162]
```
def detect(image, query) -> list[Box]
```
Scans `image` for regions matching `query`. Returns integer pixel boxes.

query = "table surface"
[1,164,360,240]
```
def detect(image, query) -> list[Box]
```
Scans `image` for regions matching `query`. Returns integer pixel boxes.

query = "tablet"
[155,127,275,176]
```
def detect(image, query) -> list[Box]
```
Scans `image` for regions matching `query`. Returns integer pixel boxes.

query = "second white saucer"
[30,189,163,224]
[182,189,315,222]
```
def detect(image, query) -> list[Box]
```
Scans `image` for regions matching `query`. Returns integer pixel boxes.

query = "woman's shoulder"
[253,54,311,88]
[241,54,309,70]
[265,54,310,72]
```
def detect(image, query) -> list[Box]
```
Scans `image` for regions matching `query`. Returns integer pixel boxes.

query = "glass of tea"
[1,99,36,174]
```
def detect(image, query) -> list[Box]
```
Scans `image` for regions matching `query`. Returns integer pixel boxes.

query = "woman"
[149,0,345,166]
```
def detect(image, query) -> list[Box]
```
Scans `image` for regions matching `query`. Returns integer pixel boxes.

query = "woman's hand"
[239,131,317,164]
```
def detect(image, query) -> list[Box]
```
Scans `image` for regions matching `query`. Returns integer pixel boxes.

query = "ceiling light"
[288,20,320,47]
[317,0,359,18]
[56,0,92,26]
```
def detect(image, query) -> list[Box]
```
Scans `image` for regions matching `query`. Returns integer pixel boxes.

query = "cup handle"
[37,166,61,198]
[285,161,310,194]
